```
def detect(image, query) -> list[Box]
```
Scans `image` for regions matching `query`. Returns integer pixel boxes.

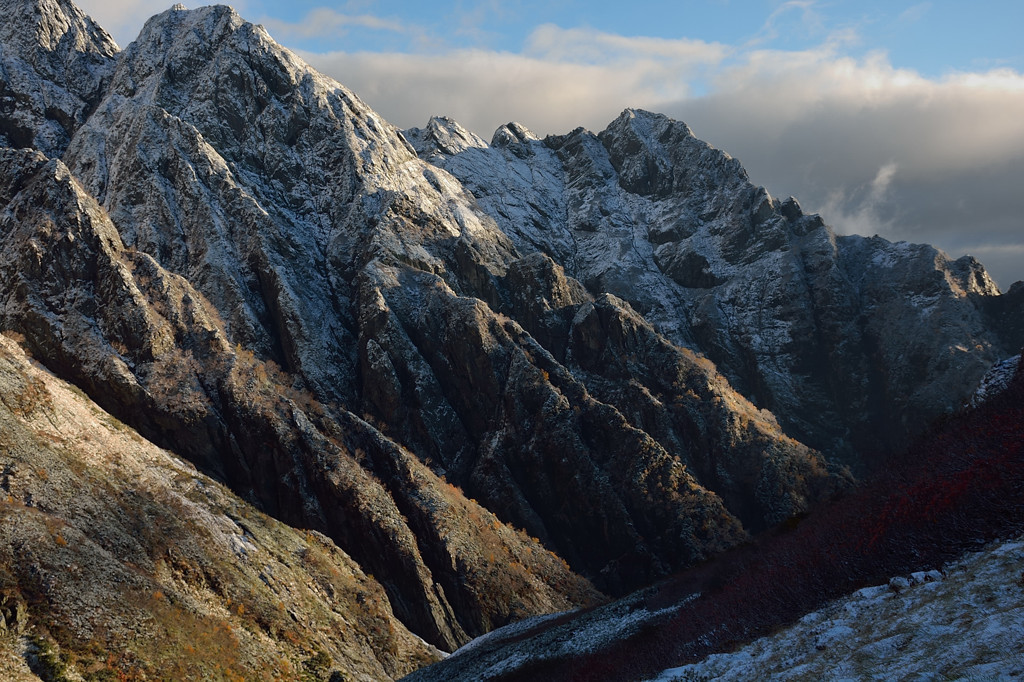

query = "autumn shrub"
[26,635,71,682]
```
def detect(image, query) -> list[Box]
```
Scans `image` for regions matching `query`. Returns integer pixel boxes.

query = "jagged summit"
[404,115,489,158]
[64,1,518,404]
[491,121,540,148]
[412,106,1020,463]
[0,0,117,53]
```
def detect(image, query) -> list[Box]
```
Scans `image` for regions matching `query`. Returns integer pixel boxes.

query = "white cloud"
[302,31,1024,287]
[301,24,727,136]
[302,49,653,136]
[259,8,410,41]
[820,162,898,239]
[658,50,1024,287]
[897,2,932,24]
[524,24,729,65]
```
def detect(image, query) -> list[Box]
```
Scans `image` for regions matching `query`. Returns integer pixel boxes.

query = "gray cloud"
[300,48,682,136]
[661,54,1024,287]
[299,24,726,135]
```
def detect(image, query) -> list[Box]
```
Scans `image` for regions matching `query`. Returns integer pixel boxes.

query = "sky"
[76,0,1024,289]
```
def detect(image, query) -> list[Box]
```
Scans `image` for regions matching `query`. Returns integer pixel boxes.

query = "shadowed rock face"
[1,0,1019,676]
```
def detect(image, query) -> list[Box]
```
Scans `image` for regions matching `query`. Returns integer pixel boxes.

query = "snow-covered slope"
[972,352,1021,406]
[64,3,517,403]
[404,537,1024,682]
[650,537,1024,681]
[0,0,117,156]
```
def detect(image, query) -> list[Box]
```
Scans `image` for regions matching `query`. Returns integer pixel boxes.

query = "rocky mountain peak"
[405,115,489,159]
[413,106,1021,465]
[491,121,540,149]
[598,107,747,198]
[0,0,117,54]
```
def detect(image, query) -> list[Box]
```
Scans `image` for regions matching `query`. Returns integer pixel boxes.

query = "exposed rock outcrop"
[0,0,117,156]
[0,147,599,652]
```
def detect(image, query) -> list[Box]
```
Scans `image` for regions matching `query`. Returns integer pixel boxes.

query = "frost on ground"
[971,354,1021,407]
[650,537,1024,681]
[445,610,573,661]
[402,585,698,681]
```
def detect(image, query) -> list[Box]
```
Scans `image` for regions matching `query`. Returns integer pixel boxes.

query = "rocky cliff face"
[0,146,599,655]
[0,0,117,156]
[53,2,846,596]
[0,0,1020,677]
[404,358,1024,682]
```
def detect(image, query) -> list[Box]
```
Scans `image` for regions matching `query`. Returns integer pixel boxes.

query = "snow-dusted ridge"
[410,108,1019,463]
[972,352,1021,406]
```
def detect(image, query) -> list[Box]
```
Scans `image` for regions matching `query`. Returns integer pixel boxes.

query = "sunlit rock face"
[0,0,118,156]
[52,2,845,596]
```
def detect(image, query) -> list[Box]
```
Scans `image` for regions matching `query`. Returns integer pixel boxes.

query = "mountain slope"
[0,146,599,653]
[403,351,1024,681]
[650,537,1024,681]
[51,3,847,597]
[0,331,441,681]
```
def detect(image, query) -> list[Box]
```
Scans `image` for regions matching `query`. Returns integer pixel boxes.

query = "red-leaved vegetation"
[501,360,1024,681]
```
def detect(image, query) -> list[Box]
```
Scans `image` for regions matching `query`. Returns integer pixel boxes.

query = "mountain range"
[0,0,1020,679]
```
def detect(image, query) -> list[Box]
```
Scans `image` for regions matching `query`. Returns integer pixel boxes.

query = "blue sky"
[84,1,1024,80]
[77,0,1024,288]
[245,0,1024,79]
